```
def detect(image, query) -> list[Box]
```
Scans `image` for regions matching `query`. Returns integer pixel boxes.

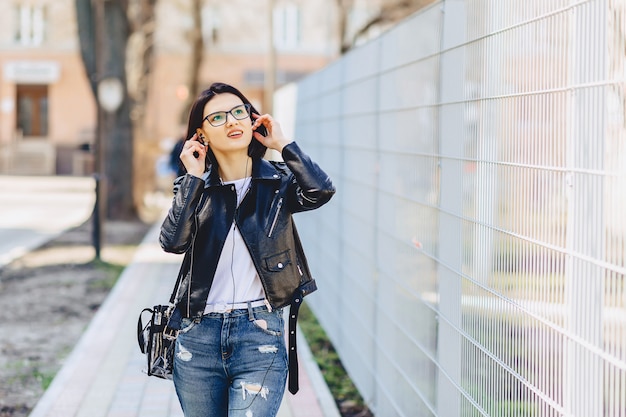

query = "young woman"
[159,82,335,417]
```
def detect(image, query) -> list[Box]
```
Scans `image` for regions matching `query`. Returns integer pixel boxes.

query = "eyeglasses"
[202,103,251,127]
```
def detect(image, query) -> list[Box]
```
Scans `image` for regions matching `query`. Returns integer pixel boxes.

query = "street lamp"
[98,77,124,112]
[92,76,124,259]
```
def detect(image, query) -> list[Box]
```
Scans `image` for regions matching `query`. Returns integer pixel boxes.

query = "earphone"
[192,129,207,159]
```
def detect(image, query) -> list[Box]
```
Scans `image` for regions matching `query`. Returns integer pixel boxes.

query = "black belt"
[286,278,317,394]
[287,291,303,394]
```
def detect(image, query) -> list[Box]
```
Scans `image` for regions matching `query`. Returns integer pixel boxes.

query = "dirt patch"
[0,218,153,417]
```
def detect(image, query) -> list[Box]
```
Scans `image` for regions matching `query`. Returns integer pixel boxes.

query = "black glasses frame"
[202,103,252,127]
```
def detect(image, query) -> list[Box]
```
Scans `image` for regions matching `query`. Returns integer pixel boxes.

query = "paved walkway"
[0,175,94,268]
[29,221,340,417]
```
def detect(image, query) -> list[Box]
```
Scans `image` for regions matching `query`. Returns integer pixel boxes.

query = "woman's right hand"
[180,133,207,178]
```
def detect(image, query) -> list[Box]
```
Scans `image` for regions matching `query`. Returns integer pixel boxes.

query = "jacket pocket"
[265,250,292,272]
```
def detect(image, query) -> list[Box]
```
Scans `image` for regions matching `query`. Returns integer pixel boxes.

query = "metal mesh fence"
[276,1,626,415]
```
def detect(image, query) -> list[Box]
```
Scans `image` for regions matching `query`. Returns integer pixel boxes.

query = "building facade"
[0,1,94,175]
[0,0,341,176]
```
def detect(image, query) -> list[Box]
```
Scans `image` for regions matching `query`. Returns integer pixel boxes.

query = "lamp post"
[92,0,124,260]
[92,0,104,260]
[92,76,123,259]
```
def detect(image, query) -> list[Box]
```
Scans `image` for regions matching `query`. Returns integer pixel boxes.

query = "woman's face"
[199,93,253,157]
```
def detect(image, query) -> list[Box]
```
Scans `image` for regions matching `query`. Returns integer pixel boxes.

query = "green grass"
[87,259,125,291]
[33,368,55,390]
[4,360,55,391]
[298,302,368,409]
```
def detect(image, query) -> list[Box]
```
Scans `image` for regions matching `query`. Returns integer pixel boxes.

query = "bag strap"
[168,193,204,309]
[137,307,154,353]
[168,250,191,305]
[167,197,204,308]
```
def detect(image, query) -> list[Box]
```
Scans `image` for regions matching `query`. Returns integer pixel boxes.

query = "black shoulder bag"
[136,251,191,380]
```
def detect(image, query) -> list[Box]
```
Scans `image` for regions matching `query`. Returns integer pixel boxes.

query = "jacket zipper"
[268,197,283,238]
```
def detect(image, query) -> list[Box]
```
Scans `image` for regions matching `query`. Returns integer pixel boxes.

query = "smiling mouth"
[228,130,243,138]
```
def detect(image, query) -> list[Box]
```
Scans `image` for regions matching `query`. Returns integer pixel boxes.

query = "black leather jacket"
[159,142,335,319]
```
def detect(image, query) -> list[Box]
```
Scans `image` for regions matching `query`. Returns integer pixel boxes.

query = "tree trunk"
[75,0,136,220]
[103,1,135,220]
[126,0,158,215]
[339,0,435,54]
[180,0,204,124]
[75,0,97,95]
[335,0,352,54]
[127,0,157,122]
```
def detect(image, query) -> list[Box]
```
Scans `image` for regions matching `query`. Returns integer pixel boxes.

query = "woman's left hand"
[252,113,293,153]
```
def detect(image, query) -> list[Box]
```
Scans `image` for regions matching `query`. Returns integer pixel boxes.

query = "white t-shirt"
[205,177,266,308]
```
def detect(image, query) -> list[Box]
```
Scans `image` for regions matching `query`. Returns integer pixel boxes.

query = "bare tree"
[127,0,158,123]
[128,0,205,213]
[335,0,355,54]
[125,0,160,216]
[337,0,436,54]
[74,0,249,220]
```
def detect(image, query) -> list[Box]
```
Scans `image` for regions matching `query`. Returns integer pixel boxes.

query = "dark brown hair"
[184,82,267,170]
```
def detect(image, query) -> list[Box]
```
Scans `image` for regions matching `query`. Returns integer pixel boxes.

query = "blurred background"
[0,0,433,220]
[2,1,626,416]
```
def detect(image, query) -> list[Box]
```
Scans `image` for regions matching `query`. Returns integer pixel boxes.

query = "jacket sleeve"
[159,174,205,254]
[281,141,336,213]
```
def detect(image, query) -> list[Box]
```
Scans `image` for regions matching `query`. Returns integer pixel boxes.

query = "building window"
[15,4,46,46]
[273,4,300,50]
[16,85,49,137]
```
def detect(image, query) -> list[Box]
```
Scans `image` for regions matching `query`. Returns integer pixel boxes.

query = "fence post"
[436,1,467,416]
[564,2,606,416]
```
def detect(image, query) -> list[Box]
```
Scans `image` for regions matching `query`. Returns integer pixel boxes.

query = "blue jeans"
[173,305,288,417]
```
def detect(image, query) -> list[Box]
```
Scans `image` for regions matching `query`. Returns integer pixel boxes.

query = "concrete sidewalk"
[0,175,95,268]
[29,221,340,417]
